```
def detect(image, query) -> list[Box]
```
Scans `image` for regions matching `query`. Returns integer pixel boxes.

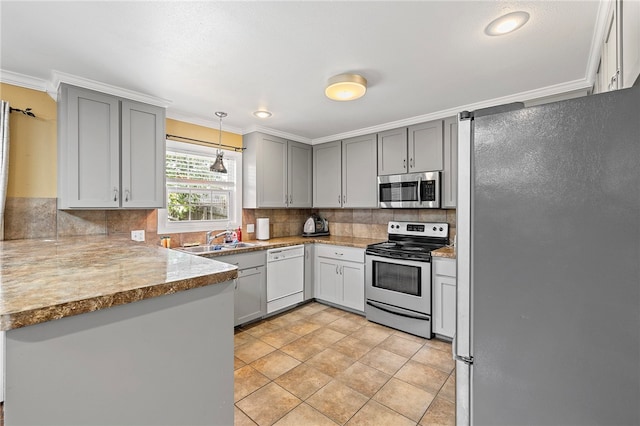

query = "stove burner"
[402,246,427,252]
[379,242,397,248]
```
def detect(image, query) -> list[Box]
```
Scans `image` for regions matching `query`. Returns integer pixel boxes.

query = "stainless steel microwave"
[378,171,441,208]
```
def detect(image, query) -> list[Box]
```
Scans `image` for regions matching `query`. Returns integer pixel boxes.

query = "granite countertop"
[0,236,237,331]
[431,246,457,259]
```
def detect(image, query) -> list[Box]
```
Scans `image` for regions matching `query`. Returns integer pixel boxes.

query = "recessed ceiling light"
[325,73,367,101]
[253,110,272,118]
[485,11,530,36]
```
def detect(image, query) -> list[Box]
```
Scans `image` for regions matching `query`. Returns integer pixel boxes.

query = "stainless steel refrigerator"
[455,86,639,425]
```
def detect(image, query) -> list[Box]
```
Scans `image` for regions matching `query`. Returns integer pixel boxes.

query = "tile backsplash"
[3,197,456,245]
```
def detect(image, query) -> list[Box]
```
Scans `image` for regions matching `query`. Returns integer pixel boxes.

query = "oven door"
[365,254,431,314]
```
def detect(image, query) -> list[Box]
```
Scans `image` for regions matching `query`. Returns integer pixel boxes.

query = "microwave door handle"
[417,177,422,205]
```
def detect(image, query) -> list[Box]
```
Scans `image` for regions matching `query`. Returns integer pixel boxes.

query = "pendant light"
[210,111,228,174]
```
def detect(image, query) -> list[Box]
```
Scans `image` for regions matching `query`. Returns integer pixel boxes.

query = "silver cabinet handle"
[403,158,406,169]
[290,194,293,204]
[338,194,341,204]
[113,188,118,202]
[125,189,130,202]
[340,265,343,275]
[336,264,339,274]
[343,195,346,204]
[335,252,344,256]
[410,158,414,168]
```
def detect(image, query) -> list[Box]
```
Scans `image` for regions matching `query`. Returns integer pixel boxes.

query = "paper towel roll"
[256,218,270,240]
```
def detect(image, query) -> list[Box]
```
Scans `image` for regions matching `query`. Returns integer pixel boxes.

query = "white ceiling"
[0,1,604,143]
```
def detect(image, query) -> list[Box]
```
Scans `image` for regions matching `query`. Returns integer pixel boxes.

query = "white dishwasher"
[266,245,304,314]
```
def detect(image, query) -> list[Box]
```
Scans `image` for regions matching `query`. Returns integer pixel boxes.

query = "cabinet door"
[234,267,266,326]
[442,117,458,208]
[315,257,340,303]
[121,100,166,208]
[61,85,120,208]
[433,274,457,338]
[341,261,365,312]
[258,135,288,207]
[342,134,378,208]
[313,141,342,208]
[304,244,315,301]
[377,128,408,175]
[409,120,443,172]
[288,141,312,208]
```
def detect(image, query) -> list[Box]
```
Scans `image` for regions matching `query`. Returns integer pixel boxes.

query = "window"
[157,140,242,234]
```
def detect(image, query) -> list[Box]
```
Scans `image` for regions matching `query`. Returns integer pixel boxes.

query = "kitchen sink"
[178,242,260,254]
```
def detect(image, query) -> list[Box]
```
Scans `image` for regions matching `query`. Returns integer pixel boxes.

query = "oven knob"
[432,226,437,231]
[439,227,443,231]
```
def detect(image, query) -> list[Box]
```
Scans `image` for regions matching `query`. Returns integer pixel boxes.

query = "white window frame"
[157,140,242,234]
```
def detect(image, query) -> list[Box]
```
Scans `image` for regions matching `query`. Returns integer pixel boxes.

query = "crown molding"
[0,69,55,94]
[242,125,312,144]
[50,70,172,107]
[166,110,244,135]
[311,78,593,144]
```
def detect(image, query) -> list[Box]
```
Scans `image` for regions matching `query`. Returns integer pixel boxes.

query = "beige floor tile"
[439,373,456,403]
[352,324,394,346]
[392,329,429,345]
[346,400,415,426]
[273,403,339,426]
[234,365,270,402]
[359,347,409,375]
[280,335,326,361]
[274,363,333,400]
[260,329,302,348]
[235,406,257,426]
[326,316,364,334]
[269,311,306,327]
[307,310,343,325]
[332,335,376,360]
[419,397,455,426]
[234,356,246,370]
[309,327,347,346]
[306,348,356,377]
[235,339,277,364]
[322,306,351,317]
[250,350,301,380]
[425,338,453,352]
[335,361,391,397]
[307,380,369,424]
[287,319,323,336]
[235,331,257,348]
[373,378,435,422]
[236,382,301,426]
[394,360,449,394]
[244,320,283,338]
[296,302,329,316]
[378,334,424,358]
[412,346,455,373]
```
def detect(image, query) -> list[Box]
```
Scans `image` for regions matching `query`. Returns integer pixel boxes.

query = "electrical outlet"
[131,230,145,242]
[247,224,255,233]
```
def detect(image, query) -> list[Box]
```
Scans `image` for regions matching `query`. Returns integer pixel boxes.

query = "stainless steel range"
[365,221,449,339]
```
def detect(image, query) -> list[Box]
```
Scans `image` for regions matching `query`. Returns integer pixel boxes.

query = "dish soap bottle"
[224,222,233,244]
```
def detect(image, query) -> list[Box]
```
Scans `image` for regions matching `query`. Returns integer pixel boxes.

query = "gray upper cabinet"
[342,134,377,208]
[313,134,377,209]
[243,132,312,208]
[377,120,444,175]
[313,141,342,208]
[442,116,458,208]
[57,84,166,209]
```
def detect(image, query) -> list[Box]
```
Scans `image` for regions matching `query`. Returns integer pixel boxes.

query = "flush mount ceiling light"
[210,111,228,174]
[325,73,367,101]
[485,11,530,36]
[253,110,272,118]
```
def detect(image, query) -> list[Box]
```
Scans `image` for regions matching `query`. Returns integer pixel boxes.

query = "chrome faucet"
[206,230,229,245]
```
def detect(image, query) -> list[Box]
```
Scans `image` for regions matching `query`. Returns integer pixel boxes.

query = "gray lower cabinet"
[216,251,267,326]
[442,116,458,208]
[314,245,365,312]
[304,244,315,300]
[243,132,312,208]
[433,257,456,339]
[57,83,165,209]
[313,134,377,208]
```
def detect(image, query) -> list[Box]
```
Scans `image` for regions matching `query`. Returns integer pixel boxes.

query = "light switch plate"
[247,224,255,233]
[131,230,145,242]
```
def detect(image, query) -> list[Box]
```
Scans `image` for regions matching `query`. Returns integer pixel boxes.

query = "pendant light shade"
[210,111,228,174]
[325,73,367,101]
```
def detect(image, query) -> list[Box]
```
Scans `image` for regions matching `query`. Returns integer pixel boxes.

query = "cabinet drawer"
[316,244,364,263]
[434,258,456,277]
[217,251,266,270]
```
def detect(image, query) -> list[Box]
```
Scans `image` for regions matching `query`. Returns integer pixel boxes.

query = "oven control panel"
[388,221,449,238]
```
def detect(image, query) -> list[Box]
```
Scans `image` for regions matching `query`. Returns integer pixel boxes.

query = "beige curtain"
[0,101,10,240]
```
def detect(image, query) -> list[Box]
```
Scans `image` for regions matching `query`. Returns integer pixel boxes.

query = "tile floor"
[234,302,455,426]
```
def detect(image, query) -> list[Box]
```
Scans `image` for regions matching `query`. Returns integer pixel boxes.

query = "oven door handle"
[366,300,430,321]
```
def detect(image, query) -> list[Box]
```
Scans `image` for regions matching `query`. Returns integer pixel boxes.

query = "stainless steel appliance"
[456,86,640,425]
[365,221,448,339]
[302,214,329,237]
[378,171,441,208]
